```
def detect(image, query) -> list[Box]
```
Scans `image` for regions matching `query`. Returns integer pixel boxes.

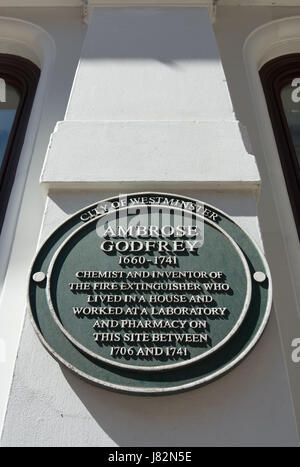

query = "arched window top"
[0,54,40,233]
[260,54,300,240]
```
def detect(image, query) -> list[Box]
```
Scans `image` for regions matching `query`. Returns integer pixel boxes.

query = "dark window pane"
[280,83,300,167]
[0,84,20,168]
[0,54,40,234]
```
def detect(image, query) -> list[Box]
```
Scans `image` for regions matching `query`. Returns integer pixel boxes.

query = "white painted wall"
[40,120,260,189]
[1,6,299,446]
[213,5,300,434]
[66,8,234,121]
[0,6,86,436]
[41,8,260,190]
[2,188,299,447]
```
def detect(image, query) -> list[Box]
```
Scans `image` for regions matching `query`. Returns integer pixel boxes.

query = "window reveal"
[260,54,300,241]
[0,54,40,233]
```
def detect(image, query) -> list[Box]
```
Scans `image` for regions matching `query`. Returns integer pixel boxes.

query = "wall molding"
[80,1,217,24]
[0,0,299,6]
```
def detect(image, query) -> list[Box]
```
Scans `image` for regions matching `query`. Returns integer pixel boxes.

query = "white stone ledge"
[40,120,261,192]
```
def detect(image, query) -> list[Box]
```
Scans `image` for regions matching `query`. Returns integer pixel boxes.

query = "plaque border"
[28,192,273,394]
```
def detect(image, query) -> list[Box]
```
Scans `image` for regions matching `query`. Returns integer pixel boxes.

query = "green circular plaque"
[28,192,272,394]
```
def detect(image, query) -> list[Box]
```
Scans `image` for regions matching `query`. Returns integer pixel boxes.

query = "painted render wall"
[0,6,299,446]
[0,6,86,436]
[214,5,300,435]
[2,188,299,447]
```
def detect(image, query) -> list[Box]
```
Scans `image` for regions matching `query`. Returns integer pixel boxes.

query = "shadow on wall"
[82,8,219,63]
[59,313,294,447]
[60,364,237,447]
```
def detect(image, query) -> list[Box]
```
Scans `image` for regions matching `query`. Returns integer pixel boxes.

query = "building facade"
[0,0,300,447]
